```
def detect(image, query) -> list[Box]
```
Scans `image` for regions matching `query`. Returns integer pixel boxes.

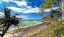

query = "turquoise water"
[10,20,41,27]
[19,20,41,26]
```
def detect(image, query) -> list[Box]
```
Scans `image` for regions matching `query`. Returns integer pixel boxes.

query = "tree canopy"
[39,0,59,13]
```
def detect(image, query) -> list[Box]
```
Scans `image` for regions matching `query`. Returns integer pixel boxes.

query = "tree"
[39,0,59,13]
[50,8,62,20]
[39,0,62,21]
[0,7,20,37]
[61,0,64,20]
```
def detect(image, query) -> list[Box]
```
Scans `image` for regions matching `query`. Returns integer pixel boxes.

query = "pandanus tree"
[0,7,20,37]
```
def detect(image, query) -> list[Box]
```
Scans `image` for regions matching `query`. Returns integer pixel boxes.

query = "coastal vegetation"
[31,0,64,37]
[31,14,64,37]
[0,0,64,37]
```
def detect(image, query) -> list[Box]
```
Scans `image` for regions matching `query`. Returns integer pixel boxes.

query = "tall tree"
[61,0,64,20]
[39,0,59,13]
[39,0,62,20]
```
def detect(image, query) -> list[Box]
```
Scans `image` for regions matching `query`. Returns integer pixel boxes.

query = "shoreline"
[4,21,47,37]
[9,22,43,31]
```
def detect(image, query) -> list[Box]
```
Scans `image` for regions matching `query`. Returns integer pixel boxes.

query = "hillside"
[41,14,54,21]
[31,14,64,37]
[1,14,64,37]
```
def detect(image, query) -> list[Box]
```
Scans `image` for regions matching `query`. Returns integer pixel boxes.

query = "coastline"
[4,21,48,37]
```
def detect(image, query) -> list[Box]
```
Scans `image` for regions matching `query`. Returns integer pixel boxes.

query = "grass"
[41,14,54,22]
[31,14,64,37]
[62,20,64,24]
[31,21,59,37]
[62,34,64,37]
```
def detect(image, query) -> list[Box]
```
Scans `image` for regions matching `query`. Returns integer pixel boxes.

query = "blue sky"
[0,0,59,20]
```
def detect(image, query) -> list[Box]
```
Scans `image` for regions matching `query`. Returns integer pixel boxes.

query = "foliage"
[53,25,64,37]
[62,20,64,24]
[41,14,54,22]
[31,15,64,37]
[39,0,59,13]
[0,18,5,24]
[50,9,62,20]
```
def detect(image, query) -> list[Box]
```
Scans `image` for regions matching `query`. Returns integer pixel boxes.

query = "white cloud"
[8,6,39,13]
[24,7,39,13]
[2,0,13,2]
[8,7,24,12]
[16,15,31,20]
[12,0,27,7]
[16,15,39,20]
[0,12,4,16]
[44,7,59,12]
[52,7,59,10]
[2,0,10,2]
[1,0,27,7]
[0,12,4,18]
[26,6,32,9]
[44,8,51,12]
[16,15,28,18]
[1,0,39,13]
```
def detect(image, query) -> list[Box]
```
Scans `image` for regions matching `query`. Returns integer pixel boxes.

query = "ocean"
[10,12,50,28]
[10,20,42,28]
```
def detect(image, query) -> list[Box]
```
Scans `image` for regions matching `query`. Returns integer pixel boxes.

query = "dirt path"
[4,22,48,37]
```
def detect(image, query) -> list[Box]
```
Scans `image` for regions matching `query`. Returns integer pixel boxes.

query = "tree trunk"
[61,0,64,20]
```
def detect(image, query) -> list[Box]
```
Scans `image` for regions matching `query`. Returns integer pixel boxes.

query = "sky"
[0,0,59,20]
